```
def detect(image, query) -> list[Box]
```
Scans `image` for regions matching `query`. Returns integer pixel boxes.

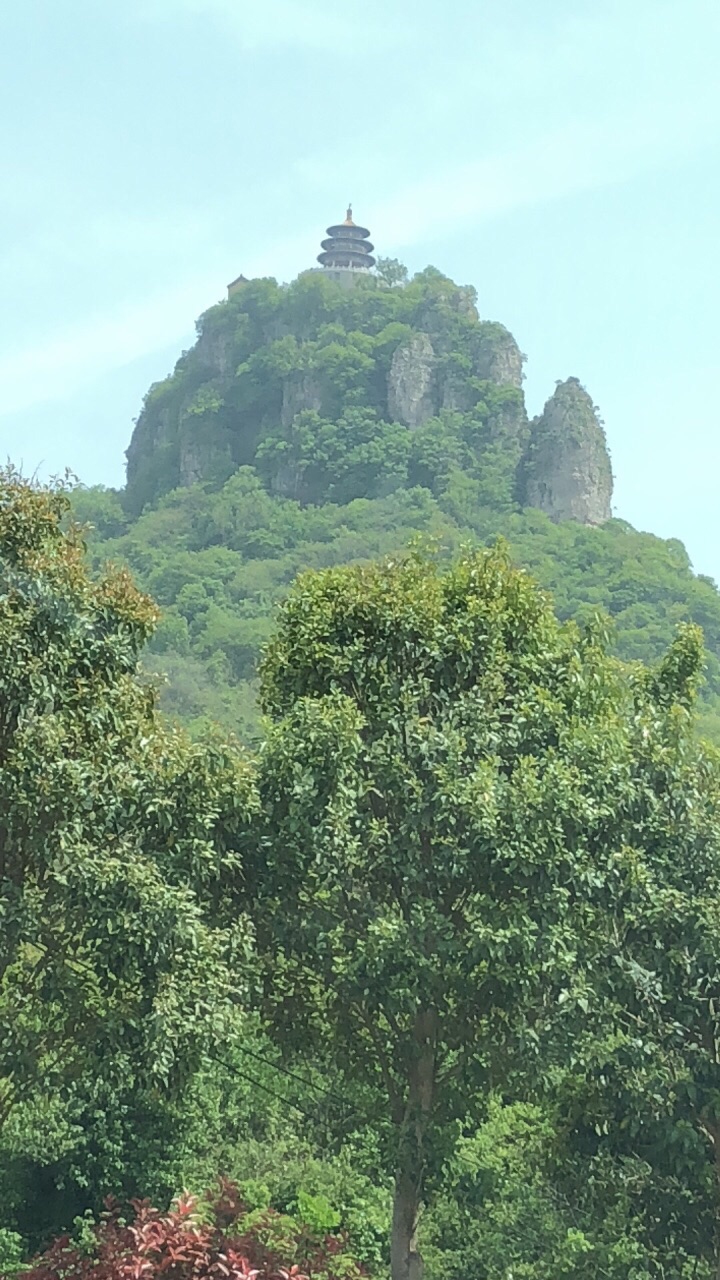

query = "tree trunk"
[698,1113,720,1278]
[390,1008,437,1280]
[713,1124,720,1280]
[391,1166,423,1280]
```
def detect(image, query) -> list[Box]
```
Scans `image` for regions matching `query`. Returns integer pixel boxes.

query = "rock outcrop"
[281,373,324,428]
[178,420,233,488]
[387,332,437,428]
[439,367,473,414]
[471,324,523,389]
[385,323,523,429]
[520,378,612,525]
[195,326,236,378]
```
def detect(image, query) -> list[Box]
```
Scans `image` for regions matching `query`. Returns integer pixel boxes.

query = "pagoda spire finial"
[345,204,353,224]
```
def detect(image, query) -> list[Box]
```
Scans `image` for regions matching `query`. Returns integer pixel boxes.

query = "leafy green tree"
[247,547,708,1280]
[0,470,256,1243]
[70,485,128,539]
[258,409,411,505]
[424,1099,605,1279]
[548,698,720,1276]
[376,258,409,289]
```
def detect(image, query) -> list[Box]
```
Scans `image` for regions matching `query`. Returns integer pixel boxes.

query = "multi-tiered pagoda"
[317,207,375,282]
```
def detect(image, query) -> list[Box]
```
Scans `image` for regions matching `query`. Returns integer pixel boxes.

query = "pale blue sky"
[1,0,719,575]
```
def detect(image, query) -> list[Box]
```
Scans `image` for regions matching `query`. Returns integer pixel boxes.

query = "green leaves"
[0,472,257,1225]
[5,476,720,1274]
[248,546,717,1273]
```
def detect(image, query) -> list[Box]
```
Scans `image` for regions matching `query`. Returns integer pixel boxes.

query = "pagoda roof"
[326,221,371,240]
[321,235,374,255]
[325,205,371,240]
[317,250,377,269]
[316,205,375,273]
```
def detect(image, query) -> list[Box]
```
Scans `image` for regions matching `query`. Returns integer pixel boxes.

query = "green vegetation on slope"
[70,263,720,744]
[73,474,720,743]
[124,268,526,517]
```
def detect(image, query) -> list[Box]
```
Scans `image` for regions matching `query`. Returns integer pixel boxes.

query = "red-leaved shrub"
[23,1181,364,1280]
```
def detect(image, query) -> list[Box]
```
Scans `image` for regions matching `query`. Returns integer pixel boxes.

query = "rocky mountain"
[125,266,612,524]
[520,378,613,525]
[81,259,720,746]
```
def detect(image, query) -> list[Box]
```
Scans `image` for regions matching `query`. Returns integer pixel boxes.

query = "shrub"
[23,1181,365,1280]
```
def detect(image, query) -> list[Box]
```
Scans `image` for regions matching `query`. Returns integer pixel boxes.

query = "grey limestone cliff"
[520,378,613,525]
[471,325,524,389]
[195,326,236,378]
[281,372,324,427]
[386,323,525,429]
[178,419,234,487]
[387,332,437,428]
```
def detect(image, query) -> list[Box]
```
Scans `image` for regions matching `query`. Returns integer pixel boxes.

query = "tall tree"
[0,470,256,1229]
[554,709,720,1276]
[249,546,708,1280]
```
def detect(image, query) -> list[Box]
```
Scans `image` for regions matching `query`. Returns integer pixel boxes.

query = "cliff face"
[520,378,613,525]
[195,326,236,378]
[472,325,523,388]
[387,332,436,427]
[384,321,524,429]
[281,373,324,428]
[124,268,529,514]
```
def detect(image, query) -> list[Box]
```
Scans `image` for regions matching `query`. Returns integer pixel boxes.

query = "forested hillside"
[74,476,720,744]
[68,262,720,743]
[123,265,529,516]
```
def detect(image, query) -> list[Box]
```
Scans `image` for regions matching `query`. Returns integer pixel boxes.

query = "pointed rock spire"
[520,377,613,525]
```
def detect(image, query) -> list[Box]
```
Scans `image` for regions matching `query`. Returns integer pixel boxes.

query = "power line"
[206,1050,319,1123]
[230,1040,352,1110]
[209,1050,651,1279]
[222,1038,386,1130]
[215,1046,498,1168]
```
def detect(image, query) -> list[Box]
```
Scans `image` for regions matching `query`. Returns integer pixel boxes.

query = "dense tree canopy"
[243,546,719,1280]
[72,474,720,746]
[0,471,256,1247]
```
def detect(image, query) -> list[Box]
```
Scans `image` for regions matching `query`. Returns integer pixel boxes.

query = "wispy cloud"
[281,0,720,251]
[5,0,719,420]
[0,77,712,423]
